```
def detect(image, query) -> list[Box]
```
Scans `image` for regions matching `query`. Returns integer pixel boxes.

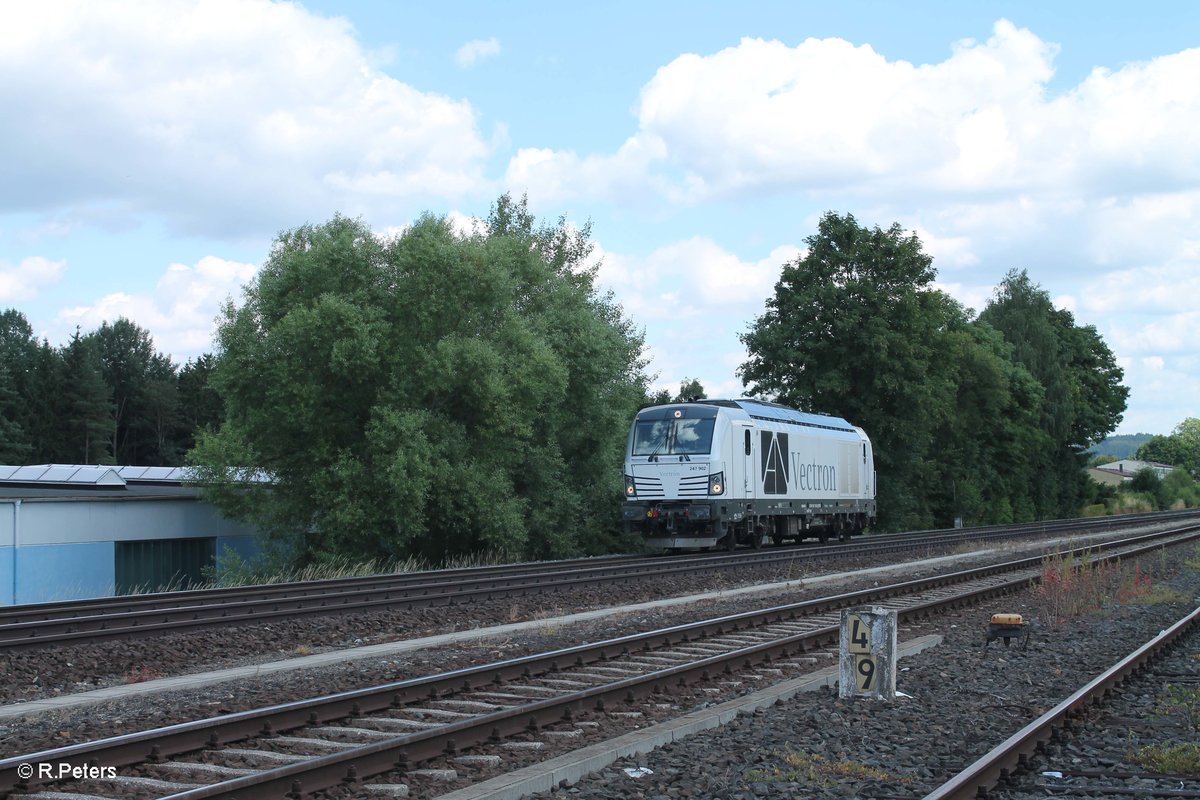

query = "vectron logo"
[760,431,789,494]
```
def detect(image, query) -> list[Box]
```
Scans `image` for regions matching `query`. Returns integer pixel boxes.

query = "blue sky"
[2,2,1198,435]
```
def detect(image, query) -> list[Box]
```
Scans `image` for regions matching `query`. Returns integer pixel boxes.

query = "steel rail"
[0,553,646,622]
[2,509,1186,625]
[3,524,1197,798]
[924,603,1200,800]
[0,529,961,623]
[2,511,1192,653]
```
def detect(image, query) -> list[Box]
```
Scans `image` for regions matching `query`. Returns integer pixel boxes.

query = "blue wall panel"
[0,548,12,606]
[16,542,115,604]
[1,496,263,605]
[215,535,261,570]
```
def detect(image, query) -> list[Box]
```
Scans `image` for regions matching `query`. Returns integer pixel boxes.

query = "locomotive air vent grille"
[677,475,710,497]
[633,476,665,498]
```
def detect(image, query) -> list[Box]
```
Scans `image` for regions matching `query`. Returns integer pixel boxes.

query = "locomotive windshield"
[631,417,715,456]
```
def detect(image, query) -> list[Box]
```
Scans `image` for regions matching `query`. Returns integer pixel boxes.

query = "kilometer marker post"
[838,606,897,699]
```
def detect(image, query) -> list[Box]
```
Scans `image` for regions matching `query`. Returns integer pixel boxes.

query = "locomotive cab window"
[632,417,715,456]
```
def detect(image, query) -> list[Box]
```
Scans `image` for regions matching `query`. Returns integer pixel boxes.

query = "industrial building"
[0,465,260,605]
[1088,458,1176,486]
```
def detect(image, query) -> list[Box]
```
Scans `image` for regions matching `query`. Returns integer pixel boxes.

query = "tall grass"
[199,546,521,589]
[1032,551,1181,628]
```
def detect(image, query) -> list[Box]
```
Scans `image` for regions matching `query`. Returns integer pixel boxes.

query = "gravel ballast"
[1,527,1195,800]
[517,555,1200,800]
[0,536,1053,707]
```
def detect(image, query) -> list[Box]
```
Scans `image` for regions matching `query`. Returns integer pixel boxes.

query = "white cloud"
[932,280,994,316]
[506,20,1200,209]
[1110,311,1200,356]
[1084,193,1200,267]
[1073,251,1200,432]
[504,135,668,206]
[1081,258,1200,314]
[911,226,979,269]
[646,20,1198,197]
[505,20,1199,433]
[455,37,501,68]
[1117,354,1200,434]
[0,0,491,237]
[0,256,66,302]
[595,237,796,399]
[596,238,794,320]
[446,210,486,238]
[57,255,258,359]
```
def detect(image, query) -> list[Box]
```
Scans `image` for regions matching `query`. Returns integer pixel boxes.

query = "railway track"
[3,523,1197,800]
[2,510,1193,652]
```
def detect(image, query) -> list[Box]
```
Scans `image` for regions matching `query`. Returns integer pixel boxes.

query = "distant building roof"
[116,465,196,483]
[0,464,201,500]
[0,464,126,487]
[0,464,272,501]
[1097,459,1174,475]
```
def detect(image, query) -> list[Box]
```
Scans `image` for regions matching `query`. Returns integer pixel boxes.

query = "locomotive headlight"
[624,475,636,497]
[708,472,725,496]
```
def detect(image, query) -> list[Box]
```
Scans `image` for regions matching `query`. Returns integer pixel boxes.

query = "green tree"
[177,354,225,453]
[1137,435,1186,468]
[739,212,961,530]
[90,318,181,465]
[191,198,648,564]
[60,329,115,464]
[1161,467,1200,507]
[0,362,31,463]
[1130,468,1166,509]
[927,317,1046,526]
[1137,418,1200,479]
[674,377,706,402]
[1060,319,1128,450]
[143,368,183,464]
[29,340,73,462]
[639,377,706,411]
[0,309,39,462]
[977,270,1128,518]
[644,388,672,407]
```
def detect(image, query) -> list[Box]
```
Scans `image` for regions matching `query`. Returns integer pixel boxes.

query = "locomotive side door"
[734,421,756,500]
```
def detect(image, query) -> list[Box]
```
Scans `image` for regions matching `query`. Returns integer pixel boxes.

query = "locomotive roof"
[644,399,858,433]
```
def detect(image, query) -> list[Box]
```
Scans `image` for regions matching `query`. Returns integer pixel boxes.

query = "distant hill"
[1089,434,1154,460]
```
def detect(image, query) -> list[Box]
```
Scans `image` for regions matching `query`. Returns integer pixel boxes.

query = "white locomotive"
[622,399,876,550]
